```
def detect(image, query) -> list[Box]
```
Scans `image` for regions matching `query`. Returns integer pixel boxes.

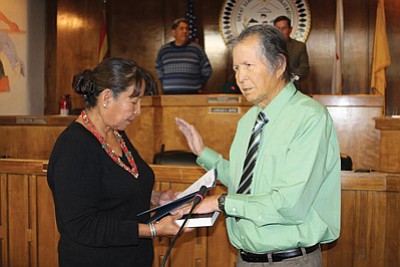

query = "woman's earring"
[103,103,107,108]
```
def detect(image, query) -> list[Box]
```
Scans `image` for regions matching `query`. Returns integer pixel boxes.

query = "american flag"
[185,0,198,43]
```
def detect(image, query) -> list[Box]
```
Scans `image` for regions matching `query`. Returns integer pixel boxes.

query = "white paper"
[176,169,216,199]
[176,211,220,228]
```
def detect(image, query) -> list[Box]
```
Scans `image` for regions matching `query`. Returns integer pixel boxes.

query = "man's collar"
[258,82,297,122]
[171,41,189,47]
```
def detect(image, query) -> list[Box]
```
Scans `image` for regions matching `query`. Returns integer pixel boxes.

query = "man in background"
[155,18,212,94]
[274,16,309,93]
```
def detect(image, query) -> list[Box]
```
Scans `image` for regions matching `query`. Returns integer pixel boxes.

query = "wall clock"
[219,0,311,45]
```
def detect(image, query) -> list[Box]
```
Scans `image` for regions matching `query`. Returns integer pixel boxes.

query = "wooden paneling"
[56,1,103,114]
[313,95,384,170]
[44,0,58,115]
[385,0,400,116]
[124,97,156,163]
[375,118,400,173]
[37,175,59,267]
[0,123,71,160]
[200,0,232,93]
[303,0,335,94]
[109,1,165,76]
[46,0,400,115]
[0,160,58,267]
[1,160,400,267]
[342,0,372,94]
[385,192,400,266]
[0,173,8,266]
[152,95,251,159]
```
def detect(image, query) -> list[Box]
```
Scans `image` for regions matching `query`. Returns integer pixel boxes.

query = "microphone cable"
[160,186,208,267]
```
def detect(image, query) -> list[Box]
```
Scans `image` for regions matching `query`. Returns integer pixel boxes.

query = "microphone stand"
[160,186,208,267]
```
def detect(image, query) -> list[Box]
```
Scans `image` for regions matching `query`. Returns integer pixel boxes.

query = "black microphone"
[160,185,209,267]
[193,185,208,207]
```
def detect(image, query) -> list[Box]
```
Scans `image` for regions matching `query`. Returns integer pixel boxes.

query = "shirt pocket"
[252,148,289,195]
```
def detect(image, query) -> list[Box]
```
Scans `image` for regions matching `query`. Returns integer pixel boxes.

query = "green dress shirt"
[197,82,341,253]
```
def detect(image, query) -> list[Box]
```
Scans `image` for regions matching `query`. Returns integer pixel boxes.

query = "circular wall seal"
[219,0,311,45]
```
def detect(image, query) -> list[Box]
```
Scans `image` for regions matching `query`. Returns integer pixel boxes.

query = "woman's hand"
[175,118,205,156]
[155,213,185,237]
[151,189,180,206]
[158,189,179,206]
[140,212,193,238]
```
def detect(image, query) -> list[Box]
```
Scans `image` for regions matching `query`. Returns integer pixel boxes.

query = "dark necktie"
[236,112,268,194]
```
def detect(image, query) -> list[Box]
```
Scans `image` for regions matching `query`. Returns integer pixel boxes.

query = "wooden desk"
[0,96,154,161]
[1,159,399,267]
[0,94,384,170]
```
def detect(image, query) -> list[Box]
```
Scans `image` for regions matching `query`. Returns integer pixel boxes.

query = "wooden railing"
[1,159,399,267]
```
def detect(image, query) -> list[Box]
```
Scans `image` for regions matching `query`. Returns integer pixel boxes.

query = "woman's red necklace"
[80,110,139,178]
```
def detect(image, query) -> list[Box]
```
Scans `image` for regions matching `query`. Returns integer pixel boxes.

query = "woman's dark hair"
[72,57,147,108]
[230,25,291,82]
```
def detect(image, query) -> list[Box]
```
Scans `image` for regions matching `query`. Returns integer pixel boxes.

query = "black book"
[137,169,217,223]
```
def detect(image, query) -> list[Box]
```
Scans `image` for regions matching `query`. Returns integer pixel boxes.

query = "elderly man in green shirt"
[176,25,340,267]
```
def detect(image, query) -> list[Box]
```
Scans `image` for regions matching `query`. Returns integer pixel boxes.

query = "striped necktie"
[236,112,268,194]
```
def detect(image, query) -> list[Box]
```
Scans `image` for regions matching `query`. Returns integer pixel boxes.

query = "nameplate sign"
[16,117,47,124]
[207,96,240,103]
[209,107,240,114]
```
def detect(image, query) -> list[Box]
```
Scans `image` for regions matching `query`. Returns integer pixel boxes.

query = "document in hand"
[137,169,217,223]
[176,211,220,228]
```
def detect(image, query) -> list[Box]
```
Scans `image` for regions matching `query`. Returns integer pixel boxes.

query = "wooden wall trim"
[1,160,399,192]
[340,172,387,191]
[0,116,76,126]
[0,159,47,174]
[152,94,252,107]
[375,117,400,130]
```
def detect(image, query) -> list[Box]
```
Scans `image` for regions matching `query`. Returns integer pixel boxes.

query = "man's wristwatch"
[218,194,227,214]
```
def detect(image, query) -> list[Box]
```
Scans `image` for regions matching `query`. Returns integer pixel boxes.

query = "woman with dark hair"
[47,57,183,267]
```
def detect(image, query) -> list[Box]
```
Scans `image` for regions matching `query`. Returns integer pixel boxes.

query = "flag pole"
[98,0,109,63]
[331,0,344,95]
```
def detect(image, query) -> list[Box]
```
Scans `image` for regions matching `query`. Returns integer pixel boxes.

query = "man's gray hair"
[230,25,291,82]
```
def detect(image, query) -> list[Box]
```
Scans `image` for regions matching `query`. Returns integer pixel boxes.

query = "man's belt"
[240,244,320,263]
